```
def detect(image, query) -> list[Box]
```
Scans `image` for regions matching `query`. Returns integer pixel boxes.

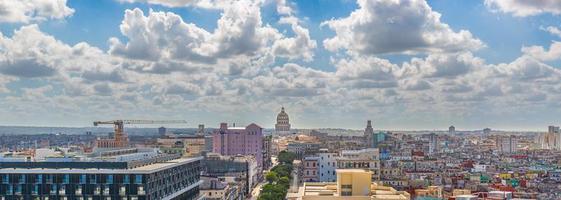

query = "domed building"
[275,107,291,134]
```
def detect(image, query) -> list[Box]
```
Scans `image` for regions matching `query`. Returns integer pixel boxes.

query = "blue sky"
[0,0,561,131]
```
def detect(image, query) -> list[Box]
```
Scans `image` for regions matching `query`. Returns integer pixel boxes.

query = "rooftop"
[0,156,202,174]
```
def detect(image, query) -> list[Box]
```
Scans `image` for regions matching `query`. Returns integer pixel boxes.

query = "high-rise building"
[498,135,517,154]
[364,120,374,147]
[448,126,455,134]
[428,133,438,155]
[158,126,166,137]
[0,152,202,200]
[546,126,560,150]
[275,107,291,134]
[212,123,263,169]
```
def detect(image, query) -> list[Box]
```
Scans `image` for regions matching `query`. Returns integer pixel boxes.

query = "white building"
[317,149,338,182]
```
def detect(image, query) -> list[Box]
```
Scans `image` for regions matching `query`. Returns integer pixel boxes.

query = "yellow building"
[288,169,410,200]
[415,186,442,199]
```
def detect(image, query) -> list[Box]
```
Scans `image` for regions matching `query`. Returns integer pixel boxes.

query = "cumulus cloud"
[322,0,484,55]
[0,25,123,82]
[0,0,74,23]
[522,41,561,61]
[485,0,561,17]
[109,2,281,63]
[271,0,317,61]
[335,56,399,89]
[401,52,484,78]
[116,0,228,9]
[541,26,561,38]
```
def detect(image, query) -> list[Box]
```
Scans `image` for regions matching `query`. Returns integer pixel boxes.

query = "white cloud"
[541,26,561,38]
[321,0,484,55]
[116,0,229,9]
[401,52,484,78]
[522,41,561,61]
[485,0,561,17]
[272,0,317,61]
[0,0,74,23]
[110,3,280,63]
[335,56,399,89]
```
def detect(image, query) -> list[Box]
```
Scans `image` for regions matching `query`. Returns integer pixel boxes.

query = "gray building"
[0,156,202,200]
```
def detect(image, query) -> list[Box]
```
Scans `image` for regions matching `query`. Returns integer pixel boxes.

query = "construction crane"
[93,120,187,148]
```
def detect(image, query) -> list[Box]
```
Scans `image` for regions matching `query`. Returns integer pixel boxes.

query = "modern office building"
[212,123,263,169]
[275,107,291,134]
[448,126,455,134]
[0,155,202,200]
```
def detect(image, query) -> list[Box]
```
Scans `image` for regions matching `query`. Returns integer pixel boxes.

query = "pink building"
[212,123,263,168]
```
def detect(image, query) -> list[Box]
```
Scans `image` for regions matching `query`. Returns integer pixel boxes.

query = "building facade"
[288,169,410,200]
[302,157,319,182]
[262,135,272,170]
[158,135,208,157]
[0,157,202,200]
[275,107,291,134]
[317,150,337,182]
[212,123,263,169]
[337,148,380,181]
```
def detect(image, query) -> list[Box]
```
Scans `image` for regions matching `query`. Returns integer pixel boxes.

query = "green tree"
[278,176,290,188]
[266,171,278,183]
[278,151,296,164]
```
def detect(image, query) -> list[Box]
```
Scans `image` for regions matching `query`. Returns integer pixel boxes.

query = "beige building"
[415,186,443,199]
[288,169,410,200]
[157,135,207,157]
[337,148,381,180]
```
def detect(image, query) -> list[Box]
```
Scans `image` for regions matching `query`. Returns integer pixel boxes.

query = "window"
[80,175,86,184]
[63,174,69,184]
[36,175,42,184]
[107,175,114,184]
[124,175,130,184]
[18,175,25,183]
[341,184,352,189]
[341,191,352,196]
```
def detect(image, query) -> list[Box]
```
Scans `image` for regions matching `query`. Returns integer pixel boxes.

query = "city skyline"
[1,0,561,130]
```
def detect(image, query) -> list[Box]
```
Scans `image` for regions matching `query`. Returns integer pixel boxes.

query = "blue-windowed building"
[0,156,202,200]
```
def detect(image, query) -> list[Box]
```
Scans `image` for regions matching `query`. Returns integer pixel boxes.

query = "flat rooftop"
[0,157,202,174]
